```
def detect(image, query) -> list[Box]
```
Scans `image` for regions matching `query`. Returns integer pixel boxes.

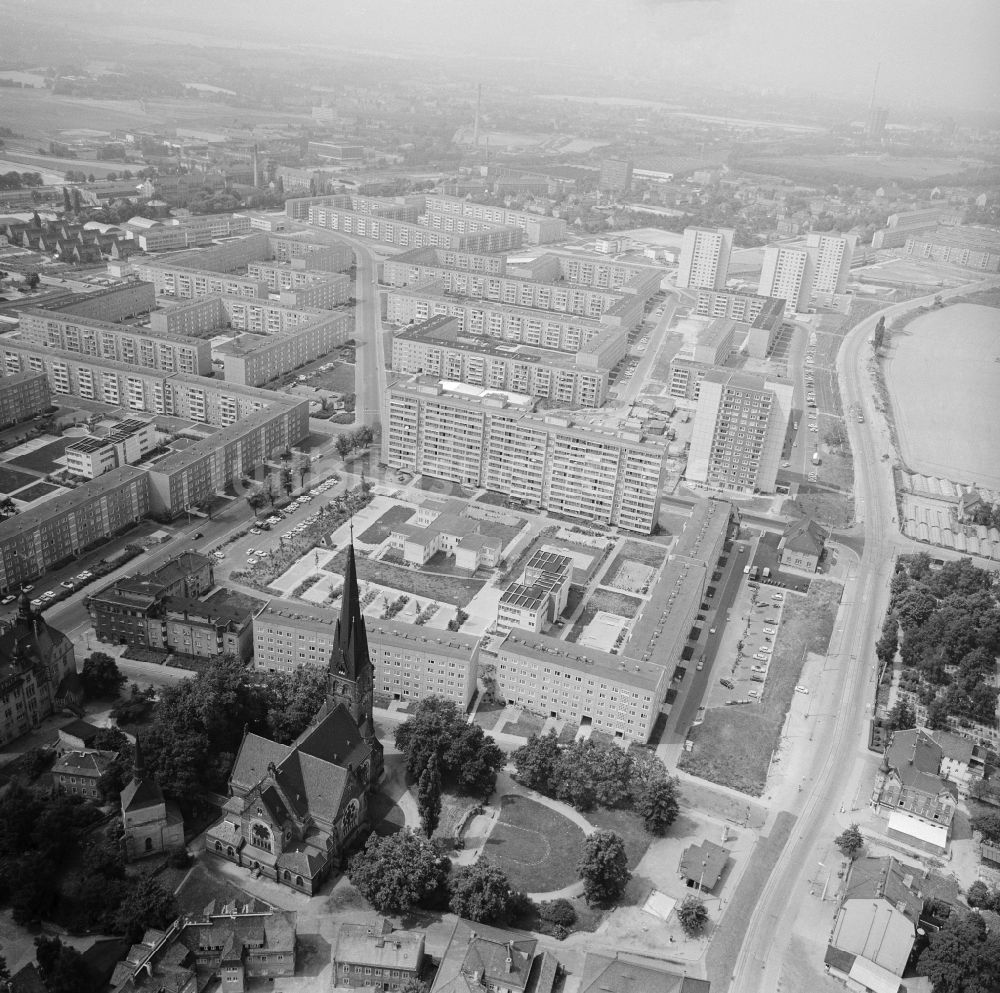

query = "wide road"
[728,275,1000,991]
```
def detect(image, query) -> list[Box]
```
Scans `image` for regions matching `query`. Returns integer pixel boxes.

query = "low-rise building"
[432,920,558,993]
[120,742,185,861]
[53,749,116,799]
[826,856,923,992]
[496,550,572,635]
[333,919,424,991]
[778,518,826,572]
[65,416,157,478]
[677,840,729,893]
[580,952,709,993]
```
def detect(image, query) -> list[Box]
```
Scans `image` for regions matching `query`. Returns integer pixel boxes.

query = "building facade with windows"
[0,370,50,426]
[387,377,666,534]
[333,920,424,991]
[677,227,734,290]
[758,245,814,314]
[686,369,793,494]
[807,232,856,295]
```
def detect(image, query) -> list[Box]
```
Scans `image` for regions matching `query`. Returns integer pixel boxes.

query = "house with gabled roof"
[778,517,826,572]
[579,952,710,993]
[333,918,425,990]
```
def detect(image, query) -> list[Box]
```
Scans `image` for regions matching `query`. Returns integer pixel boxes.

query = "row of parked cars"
[1,569,96,611]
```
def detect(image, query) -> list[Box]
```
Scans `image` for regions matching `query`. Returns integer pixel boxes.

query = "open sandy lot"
[885,303,1000,489]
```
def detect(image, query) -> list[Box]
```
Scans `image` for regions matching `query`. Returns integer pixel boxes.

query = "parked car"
[0,595,15,605]
[31,598,43,607]
[42,590,56,600]
[763,627,777,635]
[748,689,760,699]
[795,685,809,695]
[720,678,734,690]
[60,580,74,590]
[21,584,34,593]
[696,660,704,671]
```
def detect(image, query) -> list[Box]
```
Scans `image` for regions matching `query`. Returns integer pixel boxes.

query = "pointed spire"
[17,589,33,622]
[132,738,145,784]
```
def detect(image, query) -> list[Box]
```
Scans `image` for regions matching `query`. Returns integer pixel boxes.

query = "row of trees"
[511,730,680,833]
[348,827,634,924]
[0,170,44,190]
[335,425,376,461]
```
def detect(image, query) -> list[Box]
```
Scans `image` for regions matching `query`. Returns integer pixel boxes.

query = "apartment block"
[744,297,786,359]
[871,208,948,250]
[904,226,1000,272]
[422,194,567,244]
[391,315,609,407]
[0,467,150,591]
[219,312,351,387]
[333,921,424,993]
[807,232,856,295]
[246,262,350,308]
[0,370,50,426]
[686,369,794,494]
[252,599,480,708]
[677,227,734,290]
[382,250,644,331]
[758,245,814,314]
[18,308,212,376]
[599,158,634,193]
[668,318,740,403]
[694,287,780,323]
[46,281,157,324]
[387,377,666,533]
[385,284,627,370]
[133,262,267,300]
[509,253,662,299]
[495,631,667,742]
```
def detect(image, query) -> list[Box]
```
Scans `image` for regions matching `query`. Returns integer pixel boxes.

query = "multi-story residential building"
[385,285,627,370]
[0,467,150,591]
[422,194,567,244]
[758,245,814,314]
[391,315,610,408]
[382,250,646,333]
[246,262,350,308]
[904,226,1000,272]
[0,370,50,426]
[807,232,856,296]
[147,595,255,661]
[495,630,667,742]
[40,281,156,324]
[17,308,212,376]
[65,416,156,478]
[744,297,786,359]
[686,370,794,494]
[0,594,78,746]
[694,287,780,323]
[387,377,666,533]
[253,598,480,709]
[333,921,424,992]
[599,159,633,193]
[871,207,948,250]
[677,227,734,290]
[668,318,740,403]
[509,253,661,299]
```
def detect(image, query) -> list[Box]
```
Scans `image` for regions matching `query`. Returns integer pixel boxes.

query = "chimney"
[505,941,513,972]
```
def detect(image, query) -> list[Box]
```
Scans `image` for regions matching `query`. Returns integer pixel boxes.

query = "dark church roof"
[329,543,370,689]
[0,592,73,683]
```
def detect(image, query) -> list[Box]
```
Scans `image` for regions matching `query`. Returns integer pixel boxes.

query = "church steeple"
[327,541,373,730]
[132,738,145,785]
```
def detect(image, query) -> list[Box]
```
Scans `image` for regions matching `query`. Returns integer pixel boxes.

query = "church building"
[121,740,186,860]
[0,592,79,747]
[205,542,384,894]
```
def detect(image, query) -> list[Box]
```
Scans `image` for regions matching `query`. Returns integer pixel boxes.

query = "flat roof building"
[677,227,733,291]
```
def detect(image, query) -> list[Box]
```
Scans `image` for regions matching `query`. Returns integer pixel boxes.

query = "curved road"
[729,276,1000,991]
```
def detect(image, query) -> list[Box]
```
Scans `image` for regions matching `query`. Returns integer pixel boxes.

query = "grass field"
[327,547,485,606]
[0,464,38,493]
[587,806,654,870]
[483,795,585,893]
[566,588,643,643]
[12,480,59,502]
[8,438,71,472]
[308,363,356,395]
[678,580,843,796]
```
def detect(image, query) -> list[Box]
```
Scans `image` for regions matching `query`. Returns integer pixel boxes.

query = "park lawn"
[327,548,485,607]
[11,480,58,501]
[8,438,71,472]
[484,795,585,893]
[500,711,546,739]
[0,463,39,492]
[678,579,842,796]
[615,540,669,569]
[358,504,415,544]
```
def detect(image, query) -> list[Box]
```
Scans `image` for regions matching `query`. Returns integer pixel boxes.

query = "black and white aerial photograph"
[0,1,998,991]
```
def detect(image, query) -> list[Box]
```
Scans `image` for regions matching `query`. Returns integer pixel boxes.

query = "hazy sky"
[32,0,1000,113]
[209,0,999,112]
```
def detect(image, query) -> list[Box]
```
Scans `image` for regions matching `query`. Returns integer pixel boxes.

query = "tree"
[634,776,680,835]
[512,730,561,793]
[395,697,504,800]
[397,981,428,993]
[262,665,329,744]
[884,698,915,733]
[577,830,631,907]
[538,898,576,928]
[113,874,177,943]
[417,753,442,839]
[80,652,126,699]
[62,187,71,213]
[835,823,864,860]
[34,936,94,993]
[26,272,40,289]
[448,858,515,924]
[676,895,709,937]
[966,879,994,910]
[348,830,450,915]
[972,813,1000,845]
[917,910,1000,993]
[335,433,352,461]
